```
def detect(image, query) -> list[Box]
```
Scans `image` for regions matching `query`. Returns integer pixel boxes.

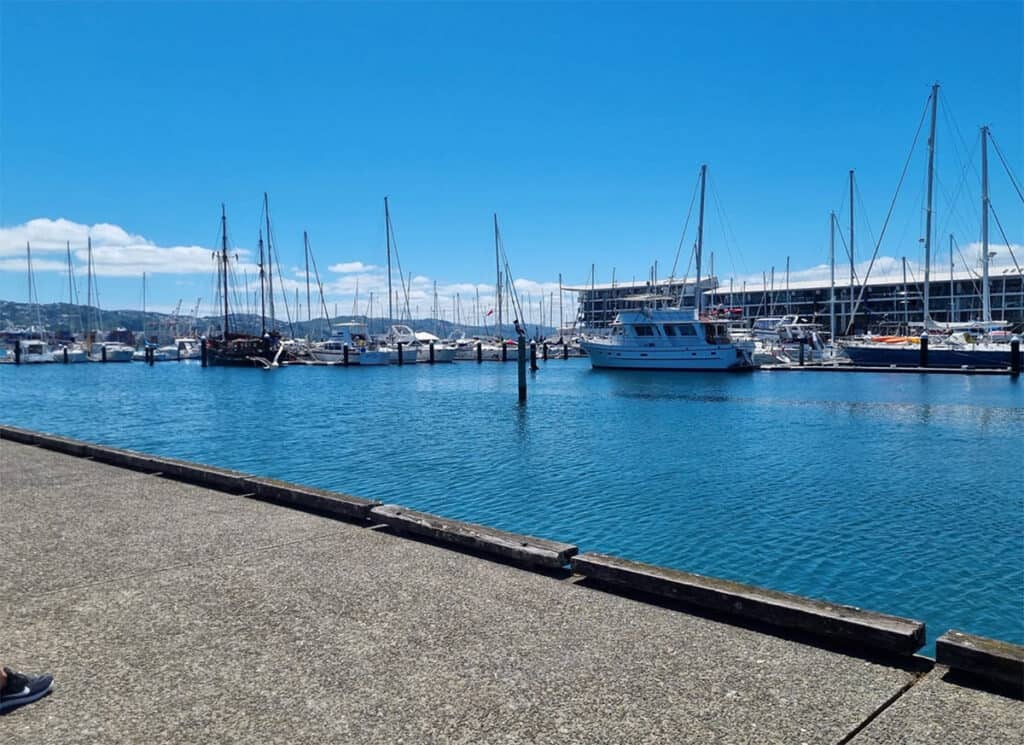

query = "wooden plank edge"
[936,630,1024,695]
[371,504,578,570]
[572,552,925,655]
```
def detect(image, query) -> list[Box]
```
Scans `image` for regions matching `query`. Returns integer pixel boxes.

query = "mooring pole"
[517,334,527,402]
[530,341,538,371]
[1010,336,1021,377]
[919,332,929,368]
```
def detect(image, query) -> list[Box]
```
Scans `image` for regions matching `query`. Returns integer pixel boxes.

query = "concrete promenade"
[2,435,1020,743]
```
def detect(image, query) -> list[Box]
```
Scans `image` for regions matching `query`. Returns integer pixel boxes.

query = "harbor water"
[2,359,1022,654]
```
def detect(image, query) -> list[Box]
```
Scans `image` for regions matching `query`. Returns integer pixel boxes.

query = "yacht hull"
[583,343,753,371]
[843,343,1022,369]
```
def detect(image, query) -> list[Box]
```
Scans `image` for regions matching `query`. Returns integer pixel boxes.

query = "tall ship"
[204,204,280,368]
[580,164,754,371]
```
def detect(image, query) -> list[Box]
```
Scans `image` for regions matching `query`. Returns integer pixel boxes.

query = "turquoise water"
[3,359,1022,654]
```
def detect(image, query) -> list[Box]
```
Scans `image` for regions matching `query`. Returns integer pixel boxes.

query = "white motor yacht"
[386,325,457,363]
[310,323,390,366]
[581,309,754,371]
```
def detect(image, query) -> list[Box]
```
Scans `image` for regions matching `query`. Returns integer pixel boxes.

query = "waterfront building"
[570,269,1024,333]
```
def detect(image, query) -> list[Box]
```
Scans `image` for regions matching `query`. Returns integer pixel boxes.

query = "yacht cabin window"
[633,325,655,336]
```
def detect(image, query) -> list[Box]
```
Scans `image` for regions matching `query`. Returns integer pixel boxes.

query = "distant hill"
[0,300,559,342]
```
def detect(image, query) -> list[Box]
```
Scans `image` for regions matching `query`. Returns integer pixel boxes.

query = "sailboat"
[842,89,1022,369]
[55,242,88,362]
[13,241,55,363]
[580,165,754,371]
[204,205,281,368]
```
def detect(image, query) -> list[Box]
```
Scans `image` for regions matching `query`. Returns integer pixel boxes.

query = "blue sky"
[1,1,1021,322]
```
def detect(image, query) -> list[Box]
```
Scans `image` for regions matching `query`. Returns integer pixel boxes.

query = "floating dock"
[2,426,1021,743]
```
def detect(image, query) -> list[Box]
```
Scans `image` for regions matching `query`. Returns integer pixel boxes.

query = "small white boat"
[53,344,89,363]
[16,339,54,364]
[386,325,458,363]
[88,341,135,362]
[310,323,391,366]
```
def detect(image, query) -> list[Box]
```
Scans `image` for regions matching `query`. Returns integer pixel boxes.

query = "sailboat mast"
[26,242,33,306]
[304,230,312,324]
[829,212,836,341]
[258,230,266,335]
[981,125,991,323]
[87,236,93,322]
[386,197,394,324]
[494,214,502,335]
[558,273,564,332]
[848,169,855,332]
[949,234,956,322]
[221,204,230,336]
[264,193,275,332]
[66,242,74,306]
[922,83,939,326]
[695,164,707,318]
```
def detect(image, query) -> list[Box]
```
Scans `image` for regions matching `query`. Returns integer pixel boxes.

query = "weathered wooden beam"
[245,476,379,521]
[571,552,925,655]
[936,630,1024,694]
[370,504,577,570]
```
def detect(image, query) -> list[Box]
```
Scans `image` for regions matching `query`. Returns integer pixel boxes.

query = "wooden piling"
[542,342,549,361]
[429,340,435,364]
[398,342,404,365]
[101,344,108,363]
[563,343,569,360]
[200,338,207,367]
[476,342,482,363]
[798,340,805,366]
[343,344,349,366]
[502,341,508,362]
[517,334,527,402]
[1011,337,1021,376]
[63,346,69,364]
[530,341,538,371]
[919,333,928,368]
[13,340,21,365]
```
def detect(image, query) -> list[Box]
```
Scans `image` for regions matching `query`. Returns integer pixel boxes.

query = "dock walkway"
[2,436,1020,743]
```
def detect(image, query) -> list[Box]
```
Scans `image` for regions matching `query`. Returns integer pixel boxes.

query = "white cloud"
[328,261,379,273]
[0,217,227,276]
